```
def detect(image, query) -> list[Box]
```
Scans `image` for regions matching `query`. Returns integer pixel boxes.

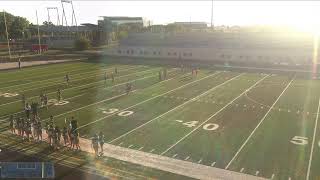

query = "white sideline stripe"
[225,76,295,169]
[0,93,85,122]
[0,65,133,91]
[306,97,320,180]
[39,70,178,123]
[108,73,242,143]
[0,67,155,107]
[161,75,269,155]
[240,168,244,173]
[78,71,223,131]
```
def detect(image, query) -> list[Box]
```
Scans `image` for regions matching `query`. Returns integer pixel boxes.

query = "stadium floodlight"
[46,7,60,26]
[2,10,11,59]
[60,0,77,29]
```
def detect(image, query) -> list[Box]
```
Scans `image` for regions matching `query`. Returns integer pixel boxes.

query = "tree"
[43,21,54,26]
[74,37,91,51]
[0,12,29,40]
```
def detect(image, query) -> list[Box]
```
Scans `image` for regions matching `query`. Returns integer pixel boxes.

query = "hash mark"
[185,156,190,160]
[255,171,259,176]
[198,159,202,164]
[175,120,183,123]
[240,168,244,173]
[138,147,143,150]
[211,162,216,167]
[172,154,178,158]
[118,142,123,146]
[128,144,133,148]
[149,149,155,153]
[271,174,275,179]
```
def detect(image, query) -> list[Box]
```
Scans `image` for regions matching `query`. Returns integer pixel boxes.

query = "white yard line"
[160,75,269,155]
[77,71,223,131]
[5,66,140,93]
[306,97,320,180]
[39,73,161,122]
[0,70,177,123]
[0,93,86,123]
[225,76,295,169]
[108,72,241,143]
[0,65,135,91]
[0,68,156,108]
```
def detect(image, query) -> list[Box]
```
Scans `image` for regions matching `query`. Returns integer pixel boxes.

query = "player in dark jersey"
[21,94,26,108]
[37,121,42,142]
[111,73,115,83]
[57,89,62,102]
[65,74,70,86]
[115,67,118,74]
[9,115,15,134]
[62,126,68,145]
[25,103,31,120]
[126,83,132,95]
[98,131,104,156]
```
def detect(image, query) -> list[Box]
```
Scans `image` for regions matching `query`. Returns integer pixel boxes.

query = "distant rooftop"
[99,16,143,21]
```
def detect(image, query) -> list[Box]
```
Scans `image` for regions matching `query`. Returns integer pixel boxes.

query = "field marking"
[2,66,142,95]
[0,93,86,122]
[16,66,141,93]
[39,72,162,122]
[172,154,178,158]
[138,147,144,151]
[0,61,92,84]
[255,171,259,176]
[160,75,269,155]
[271,174,275,179]
[211,162,216,167]
[185,156,190,160]
[198,159,202,164]
[77,71,224,131]
[108,73,242,143]
[306,97,320,180]
[175,120,183,123]
[240,168,244,173]
[0,64,132,91]
[0,136,147,180]
[37,70,179,124]
[118,142,123,146]
[0,67,156,107]
[149,149,155,153]
[128,144,133,148]
[225,76,295,169]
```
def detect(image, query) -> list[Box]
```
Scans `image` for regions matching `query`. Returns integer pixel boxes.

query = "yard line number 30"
[102,108,134,116]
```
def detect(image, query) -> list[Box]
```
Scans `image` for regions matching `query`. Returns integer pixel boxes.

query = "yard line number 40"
[102,108,134,116]
[177,120,219,131]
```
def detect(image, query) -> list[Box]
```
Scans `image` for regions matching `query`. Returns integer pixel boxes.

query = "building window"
[183,52,187,56]
[117,50,121,54]
[144,51,148,55]
[131,50,134,54]
[153,51,157,55]
[168,52,171,56]
[17,163,36,169]
[140,50,143,55]
[158,51,161,55]
[173,52,177,56]
[189,53,192,57]
[127,50,130,54]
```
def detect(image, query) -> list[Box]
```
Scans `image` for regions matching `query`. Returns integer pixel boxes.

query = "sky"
[2,1,320,32]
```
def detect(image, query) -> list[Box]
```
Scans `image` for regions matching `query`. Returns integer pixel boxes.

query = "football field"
[1,60,320,180]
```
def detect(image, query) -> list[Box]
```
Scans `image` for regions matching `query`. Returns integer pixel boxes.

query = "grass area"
[1,60,320,180]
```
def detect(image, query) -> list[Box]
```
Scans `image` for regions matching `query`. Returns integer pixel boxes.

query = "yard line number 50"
[290,136,320,147]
